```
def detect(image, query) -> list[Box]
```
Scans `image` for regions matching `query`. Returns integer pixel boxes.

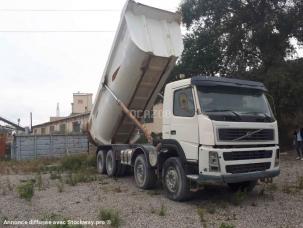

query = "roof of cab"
[191,76,267,91]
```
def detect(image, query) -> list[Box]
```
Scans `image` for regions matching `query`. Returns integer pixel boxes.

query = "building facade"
[33,113,90,135]
[71,93,93,114]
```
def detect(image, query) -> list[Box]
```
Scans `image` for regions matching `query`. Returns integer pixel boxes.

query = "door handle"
[170,130,176,135]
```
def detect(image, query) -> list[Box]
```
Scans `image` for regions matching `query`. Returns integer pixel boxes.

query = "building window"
[34,129,37,134]
[78,99,83,104]
[72,121,81,133]
[50,125,55,133]
[59,124,66,134]
[41,128,45,135]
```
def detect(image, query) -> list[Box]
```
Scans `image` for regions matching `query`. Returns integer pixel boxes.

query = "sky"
[0,0,181,127]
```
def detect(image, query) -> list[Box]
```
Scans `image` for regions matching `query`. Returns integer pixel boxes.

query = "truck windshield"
[197,86,274,120]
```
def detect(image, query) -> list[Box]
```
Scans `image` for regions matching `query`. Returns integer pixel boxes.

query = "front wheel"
[162,157,191,201]
[228,181,257,192]
[134,154,157,189]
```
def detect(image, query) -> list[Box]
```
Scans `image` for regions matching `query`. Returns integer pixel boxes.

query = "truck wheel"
[134,154,156,189]
[97,150,107,174]
[106,150,117,177]
[162,157,190,201]
[228,181,257,192]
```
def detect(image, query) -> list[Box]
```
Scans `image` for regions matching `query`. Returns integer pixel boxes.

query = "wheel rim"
[165,166,179,193]
[135,160,145,185]
[107,155,113,173]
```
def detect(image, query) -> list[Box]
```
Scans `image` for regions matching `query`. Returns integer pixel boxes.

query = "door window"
[173,88,195,117]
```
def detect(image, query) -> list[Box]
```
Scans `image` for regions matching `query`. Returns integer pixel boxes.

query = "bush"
[61,156,83,171]
[17,181,34,201]
[99,209,121,228]
[197,207,206,223]
[159,204,166,217]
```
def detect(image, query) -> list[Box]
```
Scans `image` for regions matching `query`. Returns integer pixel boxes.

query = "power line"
[0,9,120,12]
[0,30,115,33]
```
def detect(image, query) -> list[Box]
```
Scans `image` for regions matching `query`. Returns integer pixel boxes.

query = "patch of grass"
[65,172,99,186]
[266,183,278,192]
[159,204,166,217]
[0,158,60,174]
[50,172,62,180]
[36,172,43,190]
[230,191,247,206]
[0,214,8,225]
[6,178,13,191]
[216,200,228,209]
[206,204,216,214]
[99,209,121,228]
[147,190,161,196]
[282,183,298,194]
[17,181,34,201]
[112,186,122,193]
[56,179,64,193]
[1,178,14,195]
[61,156,83,171]
[42,213,83,228]
[296,176,303,189]
[150,207,156,214]
[197,207,206,223]
[220,222,235,228]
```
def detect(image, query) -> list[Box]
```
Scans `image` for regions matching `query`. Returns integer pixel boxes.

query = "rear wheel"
[97,150,107,174]
[162,157,191,201]
[106,150,117,177]
[228,181,257,192]
[134,154,157,189]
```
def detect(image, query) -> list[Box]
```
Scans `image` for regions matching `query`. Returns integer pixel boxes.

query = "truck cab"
[160,76,280,199]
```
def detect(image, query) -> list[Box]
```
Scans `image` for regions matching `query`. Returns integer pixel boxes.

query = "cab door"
[169,87,199,161]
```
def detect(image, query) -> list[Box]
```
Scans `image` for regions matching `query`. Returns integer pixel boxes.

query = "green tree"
[179,0,303,74]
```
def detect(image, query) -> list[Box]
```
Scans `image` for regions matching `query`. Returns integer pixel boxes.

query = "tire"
[162,157,191,201]
[228,181,257,192]
[106,150,117,177]
[97,150,107,174]
[134,154,157,189]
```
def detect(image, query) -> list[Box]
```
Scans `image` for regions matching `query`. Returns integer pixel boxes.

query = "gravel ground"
[1,152,303,228]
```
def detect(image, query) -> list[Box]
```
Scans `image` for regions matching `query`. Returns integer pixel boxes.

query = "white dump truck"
[88,0,280,201]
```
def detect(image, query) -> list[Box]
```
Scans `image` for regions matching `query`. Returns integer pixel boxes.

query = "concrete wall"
[11,134,89,160]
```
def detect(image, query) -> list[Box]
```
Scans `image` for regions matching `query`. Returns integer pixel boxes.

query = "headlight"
[275,149,280,167]
[209,151,220,172]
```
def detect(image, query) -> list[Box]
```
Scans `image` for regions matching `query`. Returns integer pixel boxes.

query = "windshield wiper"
[204,109,242,120]
[239,111,273,121]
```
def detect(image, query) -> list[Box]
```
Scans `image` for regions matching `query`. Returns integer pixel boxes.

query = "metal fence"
[11,134,89,160]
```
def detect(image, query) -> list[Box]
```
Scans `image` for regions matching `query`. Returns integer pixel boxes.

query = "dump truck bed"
[88,0,183,145]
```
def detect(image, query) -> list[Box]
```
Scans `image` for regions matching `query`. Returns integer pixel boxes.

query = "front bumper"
[188,168,280,184]
[193,145,280,184]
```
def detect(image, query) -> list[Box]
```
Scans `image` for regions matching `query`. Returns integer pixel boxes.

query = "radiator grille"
[225,162,271,174]
[223,150,272,161]
[218,128,274,141]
